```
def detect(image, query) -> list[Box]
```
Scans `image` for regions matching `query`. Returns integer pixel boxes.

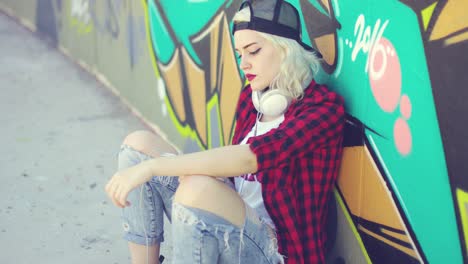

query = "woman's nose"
[240,56,250,71]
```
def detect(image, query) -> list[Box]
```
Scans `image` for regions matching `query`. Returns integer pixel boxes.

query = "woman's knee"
[122,130,177,158]
[174,175,245,227]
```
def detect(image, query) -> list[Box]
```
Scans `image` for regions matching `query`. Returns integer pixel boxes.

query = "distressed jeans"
[118,144,284,264]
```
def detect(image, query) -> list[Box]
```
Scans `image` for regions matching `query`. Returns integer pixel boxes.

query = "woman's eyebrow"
[235,42,258,52]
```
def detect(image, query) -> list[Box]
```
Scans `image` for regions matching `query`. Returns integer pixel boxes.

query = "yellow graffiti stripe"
[380,228,411,244]
[334,189,372,263]
[142,0,208,149]
[445,31,468,46]
[457,188,468,253]
[142,0,161,79]
[206,94,224,148]
[422,2,437,31]
[164,95,220,150]
[358,226,419,259]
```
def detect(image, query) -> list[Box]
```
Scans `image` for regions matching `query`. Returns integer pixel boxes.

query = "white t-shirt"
[235,114,285,229]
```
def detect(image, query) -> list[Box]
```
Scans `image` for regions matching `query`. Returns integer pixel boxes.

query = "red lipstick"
[246,74,257,81]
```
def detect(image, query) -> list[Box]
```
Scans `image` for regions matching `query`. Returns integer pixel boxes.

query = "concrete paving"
[0,12,172,264]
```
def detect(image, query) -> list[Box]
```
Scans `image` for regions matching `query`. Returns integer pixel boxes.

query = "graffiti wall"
[306,1,467,263]
[1,0,466,263]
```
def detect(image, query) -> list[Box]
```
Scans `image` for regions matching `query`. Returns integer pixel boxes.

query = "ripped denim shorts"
[118,144,284,264]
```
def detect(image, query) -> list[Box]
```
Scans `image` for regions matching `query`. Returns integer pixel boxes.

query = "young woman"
[105,0,345,263]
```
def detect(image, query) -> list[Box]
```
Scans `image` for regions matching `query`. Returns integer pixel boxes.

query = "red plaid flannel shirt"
[232,80,345,264]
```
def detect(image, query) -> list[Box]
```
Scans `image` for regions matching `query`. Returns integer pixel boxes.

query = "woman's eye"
[250,48,261,55]
[235,48,260,59]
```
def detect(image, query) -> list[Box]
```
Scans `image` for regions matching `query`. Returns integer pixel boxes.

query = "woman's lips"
[246,74,257,81]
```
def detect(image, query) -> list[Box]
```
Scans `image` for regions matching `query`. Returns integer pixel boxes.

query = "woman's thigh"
[174,175,245,227]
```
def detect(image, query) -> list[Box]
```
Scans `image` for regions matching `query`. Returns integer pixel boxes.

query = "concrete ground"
[0,12,172,264]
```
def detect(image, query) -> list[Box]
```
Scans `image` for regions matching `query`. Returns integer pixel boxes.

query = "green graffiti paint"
[457,189,468,254]
[421,2,437,31]
[304,0,463,262]
[148,0,175,64]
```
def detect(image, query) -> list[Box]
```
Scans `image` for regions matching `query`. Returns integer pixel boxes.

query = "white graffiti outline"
[71,0,91,25]
[350,14,389,73]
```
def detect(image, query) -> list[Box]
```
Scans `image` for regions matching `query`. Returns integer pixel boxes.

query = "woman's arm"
[148,144,258,178]
[105,144,258,207]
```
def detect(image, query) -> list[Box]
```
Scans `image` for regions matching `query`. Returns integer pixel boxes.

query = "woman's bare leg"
[174,175,245,227]
[128,244,160,264]
[122,130,178,264]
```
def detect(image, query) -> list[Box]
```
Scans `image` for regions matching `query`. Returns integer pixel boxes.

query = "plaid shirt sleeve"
[247,88,344,172]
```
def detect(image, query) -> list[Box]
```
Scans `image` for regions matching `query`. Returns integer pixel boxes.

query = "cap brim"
[299,41,323,59]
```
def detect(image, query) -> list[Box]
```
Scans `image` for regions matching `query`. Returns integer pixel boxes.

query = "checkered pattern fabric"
[232,80,345,263]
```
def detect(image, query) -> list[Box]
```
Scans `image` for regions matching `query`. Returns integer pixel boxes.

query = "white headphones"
[252,88,292,116]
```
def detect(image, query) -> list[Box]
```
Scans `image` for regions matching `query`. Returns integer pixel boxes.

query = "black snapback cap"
[232,0,322,58]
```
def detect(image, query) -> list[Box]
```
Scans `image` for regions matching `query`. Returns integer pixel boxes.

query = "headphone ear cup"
[261,90,291,116]
[252,90,261,113]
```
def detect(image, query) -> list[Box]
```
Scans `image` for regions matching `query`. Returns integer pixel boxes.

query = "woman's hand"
[105,160,154,208]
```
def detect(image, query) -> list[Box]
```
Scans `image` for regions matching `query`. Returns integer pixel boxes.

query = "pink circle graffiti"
[394,118,412,156]
[400,94,412,120]
[369,37,401,113]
